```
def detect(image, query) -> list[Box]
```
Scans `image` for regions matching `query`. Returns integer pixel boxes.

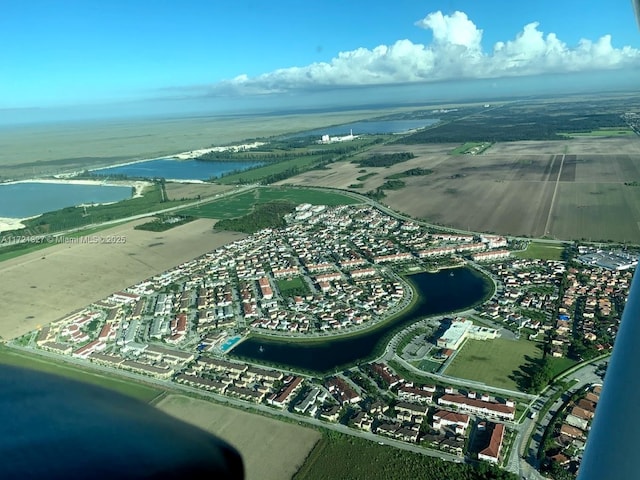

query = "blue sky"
[1,0,639,112]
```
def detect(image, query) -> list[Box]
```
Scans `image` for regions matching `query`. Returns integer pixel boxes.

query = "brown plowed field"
[282,138,640,243]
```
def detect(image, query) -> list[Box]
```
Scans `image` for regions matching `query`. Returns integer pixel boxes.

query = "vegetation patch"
[294,430,516,480]
[444,338,543,391]
[354,152,415,167]
[215,138,381,184]
[385,168,433,179]
[397,103,628,143]
[214,200,296,233]
[356,172,377,181]
[17,183,188,235]
[547,356,579,379]
[514,242,566,261]
[277,276,311,299]
[181,187,359,220]
[134,215,196,232]
[379,179,406,190]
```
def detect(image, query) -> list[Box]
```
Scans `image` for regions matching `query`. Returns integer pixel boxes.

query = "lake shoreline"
[230,266,494,373]
[0,180,151,232]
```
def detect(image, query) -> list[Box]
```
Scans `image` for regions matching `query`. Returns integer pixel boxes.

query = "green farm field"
[294,430,513,480]
[513,242,566,261]
[180,187,360,219]
[444,338,543,391]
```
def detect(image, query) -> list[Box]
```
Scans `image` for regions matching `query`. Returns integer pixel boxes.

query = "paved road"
[515,358,607,479]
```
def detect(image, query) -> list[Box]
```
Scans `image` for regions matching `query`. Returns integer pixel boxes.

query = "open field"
[181,187,360,219]
[0,346,163,402]
[157,394,320,480]
[277,276,310,298]
[560,127,635,137]
[164,182,234,200]
[379,139,640,243]
[444,338,543,391]
[278,144,454,191]
[487,137,640,155]
[513,242,566,261]
[0,109,403,179]
[450,142,492,155]
[0,219,245,340]
[277,137,640,242]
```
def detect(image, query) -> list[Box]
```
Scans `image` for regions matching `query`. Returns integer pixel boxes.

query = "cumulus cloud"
[213,10,640,95]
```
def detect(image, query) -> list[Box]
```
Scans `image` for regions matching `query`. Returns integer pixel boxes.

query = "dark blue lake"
[231,267,492,373]
[289,119,439,138]
[0,182,132,218]
[92,158,263,181]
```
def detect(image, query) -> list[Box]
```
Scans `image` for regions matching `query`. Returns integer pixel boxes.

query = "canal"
[230,266,492,373]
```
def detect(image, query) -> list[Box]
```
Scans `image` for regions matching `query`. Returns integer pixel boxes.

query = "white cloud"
[213,10,640,95]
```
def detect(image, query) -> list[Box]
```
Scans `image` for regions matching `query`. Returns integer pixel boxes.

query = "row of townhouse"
[437,394,515,421]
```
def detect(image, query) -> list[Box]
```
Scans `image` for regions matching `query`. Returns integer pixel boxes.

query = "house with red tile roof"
[478,423,505,463]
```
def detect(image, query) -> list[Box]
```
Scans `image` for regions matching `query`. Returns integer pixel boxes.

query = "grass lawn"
[415,359,442,373]
[513,242,566,261]
[547,356,579,378]
[276,276,310,298]
[180,187,359,219]
[444,338,543,391]
[0,346,164,403]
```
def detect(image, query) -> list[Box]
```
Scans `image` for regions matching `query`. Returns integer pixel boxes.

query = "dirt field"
[278,144,455,191]
[283,137,640,242]
[164,182,234,200]
[488,137,640,156]
[156,395,320,480]
[0,219,245,340]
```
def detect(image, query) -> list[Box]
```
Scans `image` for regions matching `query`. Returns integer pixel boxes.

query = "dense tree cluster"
[214,201,295,233]
[385,167,433,179]
[527,356,554,393]
[397,108,627,144]
[355,152,415,167]
[134,216,195,232]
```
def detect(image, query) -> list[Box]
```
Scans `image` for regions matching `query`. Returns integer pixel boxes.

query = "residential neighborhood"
[14,202,635,478]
